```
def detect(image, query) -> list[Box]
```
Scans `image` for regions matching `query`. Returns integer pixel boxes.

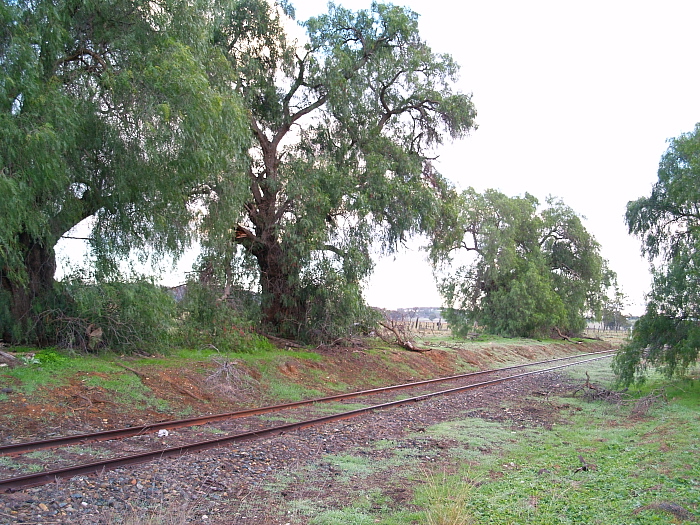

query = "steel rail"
[0,353,612,492]
[0,349,615,457]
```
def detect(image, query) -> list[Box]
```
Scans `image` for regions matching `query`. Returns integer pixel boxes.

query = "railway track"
[0,350,614,492]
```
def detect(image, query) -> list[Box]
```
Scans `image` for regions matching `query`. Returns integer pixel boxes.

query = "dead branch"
[116,363,148,379]
[0,350,19,368]
[573,455,596,473]
[377,321,430,353]
[630,389,667,418]
[573,371,627,403]
[164,380,208,402]
[259,333,304,349]
[554,326,582,344]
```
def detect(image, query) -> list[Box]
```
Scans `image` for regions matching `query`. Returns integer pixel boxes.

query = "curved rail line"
[0,351,614,492]
[0,349,614,457]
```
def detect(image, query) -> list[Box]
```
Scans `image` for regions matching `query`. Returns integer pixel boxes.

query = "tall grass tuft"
[422,469,476,525]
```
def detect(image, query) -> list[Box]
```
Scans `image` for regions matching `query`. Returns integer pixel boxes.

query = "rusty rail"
[0,349,614,457]
[0,353,613,492]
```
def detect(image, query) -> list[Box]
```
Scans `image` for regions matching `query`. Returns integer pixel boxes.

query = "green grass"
[265,380,324,402]
[413,365,700,524]
[0,349,122,394]
[280,360,700,524]
[82,373,171,412]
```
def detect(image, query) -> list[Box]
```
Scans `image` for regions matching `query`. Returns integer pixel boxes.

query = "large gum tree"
[202,1,477,340]
[0,0,248,342]
[431,189,614,338]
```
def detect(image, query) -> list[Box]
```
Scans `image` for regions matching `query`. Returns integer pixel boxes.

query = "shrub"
[45,277,177,353]
[175,280,270,353]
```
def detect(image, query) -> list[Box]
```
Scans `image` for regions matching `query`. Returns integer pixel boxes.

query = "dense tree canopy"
[0,0,248,341]
[200,0,477,341]
[431,189,614,338]
[614,123,700,385]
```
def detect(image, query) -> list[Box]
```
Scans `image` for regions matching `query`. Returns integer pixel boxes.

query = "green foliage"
[175,280,274,353]
[33,349,68,368]
[434,190,614,338]
[0,0,248,343]
[293,258,382,342]
[47,277,177,353]
[619,123,700,385]
[614,305,700,386]
[201,1,477,342]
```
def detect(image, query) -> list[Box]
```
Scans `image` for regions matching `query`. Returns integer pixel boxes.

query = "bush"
[45,278,177,353]
[175,280,270,353]
[291,262,381,344]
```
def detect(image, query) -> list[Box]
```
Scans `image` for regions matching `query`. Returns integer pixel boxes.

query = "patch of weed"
[197,426,226,435]
[310,402,371,414]
[414,469,477,525]
[24,450,56,461]
[309,488,421,525]
[175,406,195,418]
[426,417,530,451]
[63,445,103,456]
[267,381,323,402]
[0,456,19,470]
[83,373,170,412]
[326,454,374,480]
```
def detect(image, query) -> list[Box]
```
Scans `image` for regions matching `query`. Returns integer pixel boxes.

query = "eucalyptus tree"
[202,1,477,341]
[431,189,614,338]
[0,0,248,341]
[615,123,700,385]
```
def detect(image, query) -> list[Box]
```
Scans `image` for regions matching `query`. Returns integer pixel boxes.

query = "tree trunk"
[254,242,302,338]
[1,234,57,344]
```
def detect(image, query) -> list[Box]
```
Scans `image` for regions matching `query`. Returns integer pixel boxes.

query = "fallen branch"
[573,371,627,403]
[554,327,582,344]
[0,350,19,368]
[256,332,303,349]
[378,321,430,353]
[164,380,208,402]
[574,455,596,473]
[630,389,666,417]
[116,363,148,379]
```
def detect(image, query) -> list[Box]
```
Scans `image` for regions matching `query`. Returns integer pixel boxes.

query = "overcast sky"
[286,0,700,315]
[54,0,700,316]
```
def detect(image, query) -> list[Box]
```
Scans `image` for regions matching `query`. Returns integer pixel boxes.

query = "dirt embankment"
[0,339,614,442]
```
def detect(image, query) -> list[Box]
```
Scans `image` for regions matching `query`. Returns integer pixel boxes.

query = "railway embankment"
[3,334,697,525]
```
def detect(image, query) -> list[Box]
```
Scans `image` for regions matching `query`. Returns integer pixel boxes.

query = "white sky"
[287,0,700,315]
[56,0,700,316]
